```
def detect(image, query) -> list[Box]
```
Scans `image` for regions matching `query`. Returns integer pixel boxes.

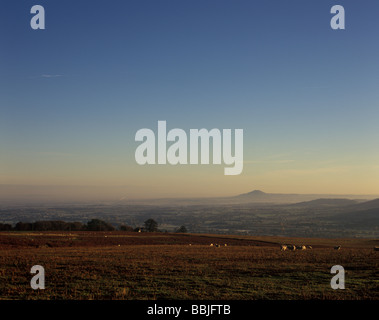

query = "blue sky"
[1,0,379,199]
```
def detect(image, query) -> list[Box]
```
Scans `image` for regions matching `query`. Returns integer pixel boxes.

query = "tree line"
[0,218,187,233]
[0,219,118,232]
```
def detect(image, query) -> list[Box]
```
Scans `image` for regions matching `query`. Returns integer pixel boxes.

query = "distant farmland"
[1,198,378,238]
[0,231,378,300]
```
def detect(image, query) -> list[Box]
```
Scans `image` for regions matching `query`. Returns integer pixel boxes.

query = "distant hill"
[349,198,379,211]
[325,198,379,229]
[119,190,378,206]
[237,190,267,197]
[234,190,320,204]
[289,198,359,208]
[230,190,373,205]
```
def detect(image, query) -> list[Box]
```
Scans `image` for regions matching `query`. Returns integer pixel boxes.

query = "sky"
[1,0,379,201]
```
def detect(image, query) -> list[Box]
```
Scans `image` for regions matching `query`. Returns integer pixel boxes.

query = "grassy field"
[0,231,378,300]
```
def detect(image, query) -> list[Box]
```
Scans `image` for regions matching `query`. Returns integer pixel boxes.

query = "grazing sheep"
[210,243,214,247]
[334,245,341,250]
[224,244,228,247]
[280,245,287,251]
[307,245,312,249]
[287,245,296,251]
[215,244,220,248]
[301,245,306,250]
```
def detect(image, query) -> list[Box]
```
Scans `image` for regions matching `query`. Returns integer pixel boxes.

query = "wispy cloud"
[265,166,354,177]
[244,153,295,164]
[28,74,64,79]
[244,159,295,165]
[37,151,75,157]
[40,74,63,78]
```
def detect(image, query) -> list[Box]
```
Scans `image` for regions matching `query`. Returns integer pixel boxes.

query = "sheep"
[215,244,220,248]
[224,244,228,247]
[287,245,296,251]
[307,245,312,249]
[334,245,341,250]
[210,243,214,247]
[280,244,287,251]
[374,246,379,251]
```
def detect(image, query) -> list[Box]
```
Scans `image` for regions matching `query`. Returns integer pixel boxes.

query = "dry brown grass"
[0,232,378,300]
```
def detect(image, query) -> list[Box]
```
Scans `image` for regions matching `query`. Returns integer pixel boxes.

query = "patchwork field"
[0,232,378,300]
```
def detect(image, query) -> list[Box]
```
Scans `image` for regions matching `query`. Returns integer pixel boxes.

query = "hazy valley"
[1,190,378,238]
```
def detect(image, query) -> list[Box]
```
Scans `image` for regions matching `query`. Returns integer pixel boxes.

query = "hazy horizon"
[1,184,378,206]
